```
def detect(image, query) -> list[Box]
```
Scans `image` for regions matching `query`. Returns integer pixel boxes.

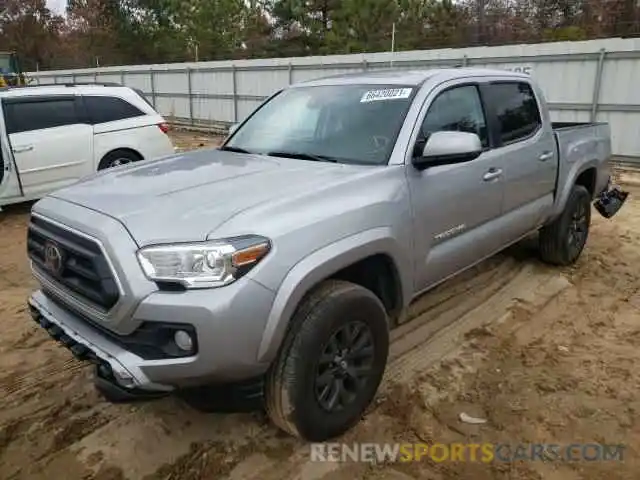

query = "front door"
[3,95,93,198]
[0,101,22,204]
[406,82,506,292]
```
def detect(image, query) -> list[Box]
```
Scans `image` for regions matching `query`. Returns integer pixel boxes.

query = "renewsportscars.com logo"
[310,443,626,463]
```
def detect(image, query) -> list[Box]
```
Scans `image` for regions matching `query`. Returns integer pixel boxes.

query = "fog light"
[174,330,194,352]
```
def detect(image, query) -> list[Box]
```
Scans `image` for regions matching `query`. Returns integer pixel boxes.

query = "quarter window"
[420,85,488,148]
[489,82,541,144]
[84,95,145,124]
[5,98,80,134]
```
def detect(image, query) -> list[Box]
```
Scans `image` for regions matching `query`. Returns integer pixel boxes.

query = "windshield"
[224,84,416,165]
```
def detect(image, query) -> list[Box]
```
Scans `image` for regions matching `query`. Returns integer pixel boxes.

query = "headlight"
[137,235,271,289]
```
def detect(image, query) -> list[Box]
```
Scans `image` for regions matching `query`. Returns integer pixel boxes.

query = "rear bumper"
[594,181,629,219]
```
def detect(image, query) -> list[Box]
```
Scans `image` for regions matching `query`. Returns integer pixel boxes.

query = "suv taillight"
[158,122,170,134]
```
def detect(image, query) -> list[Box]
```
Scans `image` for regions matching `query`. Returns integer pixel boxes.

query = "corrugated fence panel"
[237,68,289,96]
[27,37,640,157]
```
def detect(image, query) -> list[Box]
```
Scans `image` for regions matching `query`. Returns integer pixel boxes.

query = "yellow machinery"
[0,52,28,87]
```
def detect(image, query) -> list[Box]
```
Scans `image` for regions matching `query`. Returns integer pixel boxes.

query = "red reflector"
[158,122,170,134]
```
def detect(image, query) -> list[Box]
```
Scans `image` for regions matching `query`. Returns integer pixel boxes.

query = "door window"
[488,82,541,144]
[4,98,80,134]
[420,85,489,148]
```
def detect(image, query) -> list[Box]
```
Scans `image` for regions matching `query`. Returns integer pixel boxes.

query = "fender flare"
[256,227,411,363]
[552,159,600,219]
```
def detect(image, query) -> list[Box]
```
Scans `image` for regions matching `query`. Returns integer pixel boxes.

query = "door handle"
[539,151,553,161]
[483,168,502,181]
[13,145,33,153]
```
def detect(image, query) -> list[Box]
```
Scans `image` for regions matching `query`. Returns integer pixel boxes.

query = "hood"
[50,148,369,246]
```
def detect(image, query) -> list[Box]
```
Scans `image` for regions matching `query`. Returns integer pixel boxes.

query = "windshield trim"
[222,88,284,146]
[221,83,419,166]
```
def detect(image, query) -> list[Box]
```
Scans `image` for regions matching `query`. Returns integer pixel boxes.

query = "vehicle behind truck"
[0,83,175,208]
[25,68,627,442]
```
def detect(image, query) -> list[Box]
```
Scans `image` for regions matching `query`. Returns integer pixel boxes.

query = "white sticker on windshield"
[360,88,413,103]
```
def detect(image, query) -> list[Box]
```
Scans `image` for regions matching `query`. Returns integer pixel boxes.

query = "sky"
[46,0,67,15]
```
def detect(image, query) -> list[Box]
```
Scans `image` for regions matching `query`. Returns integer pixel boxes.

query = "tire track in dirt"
[1,355,86,399]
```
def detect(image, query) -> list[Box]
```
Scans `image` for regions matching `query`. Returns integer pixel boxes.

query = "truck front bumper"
[29,291,175,396]
[27,277,276,398]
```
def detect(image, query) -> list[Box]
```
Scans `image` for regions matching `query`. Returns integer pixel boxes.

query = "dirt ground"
[169,128,225,153]
[1,132,640,479]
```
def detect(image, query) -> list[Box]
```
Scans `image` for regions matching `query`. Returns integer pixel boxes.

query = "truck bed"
[552,122,610,164]
[552,121,611,204]
[552,121,603,131]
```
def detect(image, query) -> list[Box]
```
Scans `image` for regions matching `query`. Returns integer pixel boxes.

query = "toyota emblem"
[44,241,64,274]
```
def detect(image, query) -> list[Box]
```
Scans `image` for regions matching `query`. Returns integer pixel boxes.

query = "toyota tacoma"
[25,68,627,441]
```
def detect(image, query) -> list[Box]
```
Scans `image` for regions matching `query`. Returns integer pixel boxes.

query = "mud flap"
[594,184,629,219]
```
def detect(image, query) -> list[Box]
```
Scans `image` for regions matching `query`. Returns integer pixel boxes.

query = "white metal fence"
[30,37,640,159]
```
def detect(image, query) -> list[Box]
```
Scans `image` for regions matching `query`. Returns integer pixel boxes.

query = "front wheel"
[265,280,389,441]
[539,184,592,266]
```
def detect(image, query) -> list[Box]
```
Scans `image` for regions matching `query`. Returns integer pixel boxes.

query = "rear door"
[4,95,94,197]
[82,94,172,163]
[484,81,557,235]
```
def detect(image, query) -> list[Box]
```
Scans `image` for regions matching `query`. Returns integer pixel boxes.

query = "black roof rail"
[0,81,125,91]
[60,82,124,87]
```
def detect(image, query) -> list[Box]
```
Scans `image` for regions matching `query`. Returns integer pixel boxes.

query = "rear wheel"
[539,184,591,266]
[265,280,389,441]
[98,149,141,170]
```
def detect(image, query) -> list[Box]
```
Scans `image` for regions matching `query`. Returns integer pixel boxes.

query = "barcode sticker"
[360,88,413,103]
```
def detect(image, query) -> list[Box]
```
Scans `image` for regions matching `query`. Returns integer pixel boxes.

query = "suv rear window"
[83,95,145,124]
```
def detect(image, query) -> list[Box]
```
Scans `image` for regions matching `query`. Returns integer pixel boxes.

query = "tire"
[265,280,389,441]
[98,149,141,170]
[539,184,592,266]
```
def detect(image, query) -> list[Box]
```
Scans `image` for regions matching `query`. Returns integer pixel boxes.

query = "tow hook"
[594,184,629,219]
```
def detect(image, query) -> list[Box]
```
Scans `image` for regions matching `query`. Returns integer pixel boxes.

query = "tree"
[325,0,400,53]
[0,0,64,70]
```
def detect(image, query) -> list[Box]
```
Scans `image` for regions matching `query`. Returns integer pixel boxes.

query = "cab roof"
[293,67,530,88]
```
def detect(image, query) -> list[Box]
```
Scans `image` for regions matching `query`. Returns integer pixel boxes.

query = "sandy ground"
[1,133,640,479]
[169,128,225,153]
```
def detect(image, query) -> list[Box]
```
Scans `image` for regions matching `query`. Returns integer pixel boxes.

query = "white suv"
[0,83,175,207]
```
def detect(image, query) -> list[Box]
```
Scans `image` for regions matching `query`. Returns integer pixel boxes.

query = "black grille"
[27,216,120,310]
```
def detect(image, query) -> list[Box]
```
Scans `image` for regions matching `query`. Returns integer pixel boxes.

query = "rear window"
[488,82,541,144]
[83,95,146,124]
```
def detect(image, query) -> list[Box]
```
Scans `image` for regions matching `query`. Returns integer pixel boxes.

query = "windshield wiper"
[219,145,252,154]
[267,151,338,163]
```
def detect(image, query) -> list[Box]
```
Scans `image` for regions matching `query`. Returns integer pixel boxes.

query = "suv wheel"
[265,280,389,441]
[539,184,592,265]
[98,150,141,170]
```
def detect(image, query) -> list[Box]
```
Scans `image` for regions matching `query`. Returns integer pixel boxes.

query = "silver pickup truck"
[26,68,627,441]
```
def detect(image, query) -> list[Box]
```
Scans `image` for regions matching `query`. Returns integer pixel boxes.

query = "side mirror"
[228,123,239,136]
[412,131,482,170]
